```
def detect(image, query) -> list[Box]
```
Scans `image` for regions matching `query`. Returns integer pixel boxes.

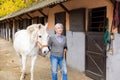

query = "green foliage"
[0,0,34,18]
[0,0,4,5]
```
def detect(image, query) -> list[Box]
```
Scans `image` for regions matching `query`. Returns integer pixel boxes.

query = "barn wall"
[106,33,120,80]
[43,0,113,31]
[66,31,85,72]
[46,0,114,72]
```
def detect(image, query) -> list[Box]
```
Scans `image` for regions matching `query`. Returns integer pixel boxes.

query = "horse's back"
[13,30,31,54]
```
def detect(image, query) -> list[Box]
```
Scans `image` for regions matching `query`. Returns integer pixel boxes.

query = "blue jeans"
[50,55,68,80]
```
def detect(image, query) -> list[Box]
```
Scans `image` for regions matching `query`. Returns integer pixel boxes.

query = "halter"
[36,37,48,49]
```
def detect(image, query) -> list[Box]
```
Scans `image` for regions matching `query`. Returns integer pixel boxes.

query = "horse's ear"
[27,25,35,33]
[45,23,48,29]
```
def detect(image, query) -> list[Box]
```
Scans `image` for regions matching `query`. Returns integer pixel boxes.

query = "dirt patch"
[0,38,92,80]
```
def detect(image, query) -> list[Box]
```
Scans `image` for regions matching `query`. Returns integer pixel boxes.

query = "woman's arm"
[64,37,67,50]
[48,36,52,51]
[64,37,67,60]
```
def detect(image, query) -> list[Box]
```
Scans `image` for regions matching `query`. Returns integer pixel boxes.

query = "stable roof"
[0,0,67,21]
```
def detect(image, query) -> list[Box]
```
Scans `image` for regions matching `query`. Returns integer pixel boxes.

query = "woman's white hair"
[55,23,63,29]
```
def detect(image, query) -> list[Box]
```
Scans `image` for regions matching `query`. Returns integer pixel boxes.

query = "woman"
[48,23,68,80]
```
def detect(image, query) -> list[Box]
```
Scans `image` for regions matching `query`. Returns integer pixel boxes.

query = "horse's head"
[27,23,49,56]
[37,23,49,55]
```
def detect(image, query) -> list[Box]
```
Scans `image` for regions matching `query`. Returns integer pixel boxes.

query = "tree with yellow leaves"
[0,0,34,18]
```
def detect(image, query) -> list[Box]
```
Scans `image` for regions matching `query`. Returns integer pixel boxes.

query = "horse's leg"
[31,55,37,80]
[20,55,27,80]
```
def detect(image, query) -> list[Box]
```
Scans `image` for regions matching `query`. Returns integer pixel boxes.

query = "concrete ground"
[0,38,92,80]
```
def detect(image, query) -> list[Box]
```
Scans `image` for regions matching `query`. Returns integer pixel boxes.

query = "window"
[69,8,85,32]
[88,7,106,32]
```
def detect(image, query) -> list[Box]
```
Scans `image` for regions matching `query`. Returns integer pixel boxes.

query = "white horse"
[13,23,49,80]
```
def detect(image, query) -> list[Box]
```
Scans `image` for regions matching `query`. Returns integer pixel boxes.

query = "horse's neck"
[27,30,39,51]
[30,39,37,47]
[27,34,37,49]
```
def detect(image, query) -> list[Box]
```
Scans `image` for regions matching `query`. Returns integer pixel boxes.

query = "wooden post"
[5,23,7,40]
[12,20,15,42]
[3,22,6,39]
[8,23,10,41]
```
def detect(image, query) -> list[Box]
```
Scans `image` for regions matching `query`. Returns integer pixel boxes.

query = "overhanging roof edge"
[0,0,67,21]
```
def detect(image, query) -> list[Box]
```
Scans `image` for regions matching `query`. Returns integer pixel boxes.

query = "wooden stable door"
[86,32,106,80]
[85,7,106,80]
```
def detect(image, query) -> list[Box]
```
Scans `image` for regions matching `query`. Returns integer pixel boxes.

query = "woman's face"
[55,27,63,35]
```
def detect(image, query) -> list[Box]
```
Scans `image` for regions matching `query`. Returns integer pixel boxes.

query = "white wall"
[107,33,120,80]
[48,30,85,72]
[66,31,85,72]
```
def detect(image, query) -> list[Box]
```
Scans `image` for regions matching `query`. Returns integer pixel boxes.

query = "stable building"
[0,0,119,80]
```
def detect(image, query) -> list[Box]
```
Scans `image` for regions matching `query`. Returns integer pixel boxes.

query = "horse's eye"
[39,35,42,38]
